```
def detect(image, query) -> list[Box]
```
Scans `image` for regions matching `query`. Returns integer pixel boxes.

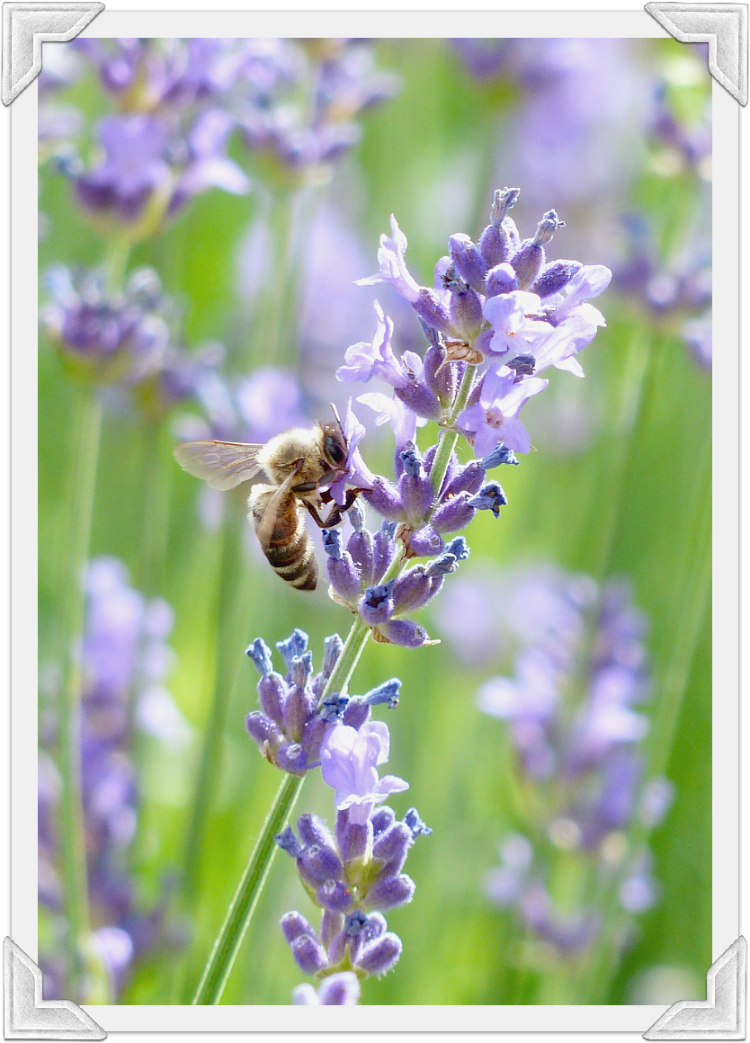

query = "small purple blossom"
[457,369,548,456]
[321,721,409,825]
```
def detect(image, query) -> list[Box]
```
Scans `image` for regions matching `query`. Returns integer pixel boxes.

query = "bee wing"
[173,440,265,490]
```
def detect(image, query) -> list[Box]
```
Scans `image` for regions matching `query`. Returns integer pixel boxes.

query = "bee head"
[320,421,348,470]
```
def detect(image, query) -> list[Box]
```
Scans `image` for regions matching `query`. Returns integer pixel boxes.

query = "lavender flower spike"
[293,972,361,1005]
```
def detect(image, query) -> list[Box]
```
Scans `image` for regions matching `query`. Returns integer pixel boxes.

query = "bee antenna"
[330,402,343,431]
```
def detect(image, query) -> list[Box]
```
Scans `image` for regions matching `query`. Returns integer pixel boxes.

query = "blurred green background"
[38,37,711,1005]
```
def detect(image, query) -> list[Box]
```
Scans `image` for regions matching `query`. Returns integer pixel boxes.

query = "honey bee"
[173,409,359,591]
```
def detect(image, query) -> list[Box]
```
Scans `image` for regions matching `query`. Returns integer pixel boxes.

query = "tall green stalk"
[55,385,103,998]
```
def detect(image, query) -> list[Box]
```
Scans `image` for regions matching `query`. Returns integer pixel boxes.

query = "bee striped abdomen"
[250,490,318,591]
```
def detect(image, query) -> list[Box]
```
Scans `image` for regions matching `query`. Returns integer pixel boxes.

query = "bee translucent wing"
[173,440,265,490]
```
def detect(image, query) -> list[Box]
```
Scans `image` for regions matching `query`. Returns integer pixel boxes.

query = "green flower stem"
[103,237,131,295]
[428,363,477,497]
[192,611,373,1005]
[181,507,254,904]
[56,386,103,997]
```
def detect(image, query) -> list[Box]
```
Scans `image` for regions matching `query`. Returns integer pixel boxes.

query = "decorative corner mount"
[645,2,748,105]
[2,2,104,106]
[3,937,107,1039]
[643,936,747,1039]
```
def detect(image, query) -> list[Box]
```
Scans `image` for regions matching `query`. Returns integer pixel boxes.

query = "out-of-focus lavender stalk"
[476,570,675,1002]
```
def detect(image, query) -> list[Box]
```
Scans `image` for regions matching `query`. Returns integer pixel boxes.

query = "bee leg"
[307,488,361,529]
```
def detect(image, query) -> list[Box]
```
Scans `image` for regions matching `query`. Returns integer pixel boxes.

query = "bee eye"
[325,435,347,466]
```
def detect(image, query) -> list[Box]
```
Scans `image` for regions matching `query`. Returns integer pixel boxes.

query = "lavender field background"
[37,37,711,1005]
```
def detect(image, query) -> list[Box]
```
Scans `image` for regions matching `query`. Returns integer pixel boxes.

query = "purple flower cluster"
[245,628,402,776]
[476,570,674,955]
[275,720,430,996]
[340,188,611,457]
[236,39,400,177]
[323,453,508,647]
[615,215,711,371]
[51,39,251,237]
[40,264,226,412]
[39,557,190,998]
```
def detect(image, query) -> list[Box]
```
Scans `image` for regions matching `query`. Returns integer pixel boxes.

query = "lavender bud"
[301,715,329,762]
[357,932,402,976]
[479,225,508,268]
[297,814,336,851]
[320,693,350,723]
[336,809,369,862]
[362,478,405,523]
[245,711,283,752]
[512,211,564,291]
[284,686,315,743]
[412,287,455,335]
[481,443,519,468]
[258,674,287,727]
[348,528,375,587]
[276,629,309,671]
[321,910,345,948]
[299,844,344,884]
[366,873,416,910]
[491,187,520,226]
[341,697,371,731]
[246,637,274,677]
[485,262,518,298]
[316,972,360,1005]
[399,474,434,528]
[371,808,396,836]
[321,635,343,679]
[275,743,308,776]
[291,652,313,689]
[448,234,488,293]
[363,678,401,709]
[317,880,353,912]
[377,619,431,648]
[405,525,444,557]
[426,553,458,577]
[345,910,369,937]
[359,580,396,625]
[446,536,469,560]
[449,286,484,341]
[348,498,366,531]
[373,822,412,875]
[275,826,304,859]
[532,259,581,298]
[444,461,486,497]
[327,551,362,606]
[322,528,342,560]
[404,807,433,837]
[431,492,476,534]
[394,380,443,422]
[469,481,508,517]
[423,344,457,404]
[392,567,431,613]
[506,354,536,377]
[281,910,316,944]
[291,934,329,975]
[373,521,397,582]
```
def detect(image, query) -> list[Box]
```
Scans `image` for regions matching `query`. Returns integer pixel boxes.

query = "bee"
[173,409,359,591]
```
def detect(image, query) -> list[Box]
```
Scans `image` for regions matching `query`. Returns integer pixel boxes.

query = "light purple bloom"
[355,215,421,303]
[457,369,548,456]
[482,290,551,362]
[336,301,404,388]
[321,721,409,825]
[357,391,426,447]
[546,264,611,327]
